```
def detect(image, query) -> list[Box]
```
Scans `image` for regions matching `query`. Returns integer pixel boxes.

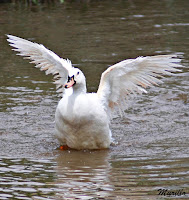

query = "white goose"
[7,35,182,150]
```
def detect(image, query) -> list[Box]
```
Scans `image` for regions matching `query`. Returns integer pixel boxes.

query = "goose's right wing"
[7,35,73,94]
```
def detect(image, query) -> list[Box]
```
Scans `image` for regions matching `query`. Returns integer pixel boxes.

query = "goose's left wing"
[7,35,73,95]
[97,55,182,115]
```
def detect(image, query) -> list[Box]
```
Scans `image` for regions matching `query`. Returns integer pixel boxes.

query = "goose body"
[55,93,111,149]
[7,35,182,150]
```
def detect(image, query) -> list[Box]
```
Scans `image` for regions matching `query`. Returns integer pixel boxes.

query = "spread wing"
[7,35,73,95]
[97,55,182,116]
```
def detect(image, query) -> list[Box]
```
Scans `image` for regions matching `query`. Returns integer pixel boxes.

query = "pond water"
[0,0,189,199]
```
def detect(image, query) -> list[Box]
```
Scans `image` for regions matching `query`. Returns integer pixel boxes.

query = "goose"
[7,35,182,150]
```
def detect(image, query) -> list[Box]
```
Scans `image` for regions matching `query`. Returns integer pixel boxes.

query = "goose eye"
[77,71,80,75]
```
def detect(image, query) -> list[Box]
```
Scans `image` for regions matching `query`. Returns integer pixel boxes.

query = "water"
[0,0,189,199]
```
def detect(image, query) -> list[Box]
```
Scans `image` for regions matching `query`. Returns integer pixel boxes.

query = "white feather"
[7,34,73,94]
[97,55,182,116]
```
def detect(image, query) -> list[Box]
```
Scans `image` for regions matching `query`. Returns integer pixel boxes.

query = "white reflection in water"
[0,154,188,199]
[54,150,113,199]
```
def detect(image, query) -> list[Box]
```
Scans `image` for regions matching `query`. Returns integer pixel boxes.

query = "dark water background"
[0,0,189,199]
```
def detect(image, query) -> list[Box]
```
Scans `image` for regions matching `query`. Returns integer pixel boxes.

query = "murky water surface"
[0,0,189,199]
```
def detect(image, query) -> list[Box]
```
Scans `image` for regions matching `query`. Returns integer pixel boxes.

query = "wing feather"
[7,35,72,95]
[97,55,182,116]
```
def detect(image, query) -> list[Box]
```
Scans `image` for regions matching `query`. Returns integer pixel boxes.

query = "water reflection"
[1,152,188,199]
[53,151,189,199]
[54,150,112,199]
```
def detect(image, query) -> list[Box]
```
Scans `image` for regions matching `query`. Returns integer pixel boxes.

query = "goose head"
[64,68,86,93]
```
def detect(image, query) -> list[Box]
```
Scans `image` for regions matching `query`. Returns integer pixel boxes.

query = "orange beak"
[64,76,76,89]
